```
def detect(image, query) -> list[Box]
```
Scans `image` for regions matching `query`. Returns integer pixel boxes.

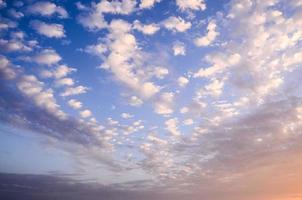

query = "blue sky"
[1,0,302,199]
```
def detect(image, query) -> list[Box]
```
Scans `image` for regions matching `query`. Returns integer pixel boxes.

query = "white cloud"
[194,20,219,46]
[80,109,92,118]
[96,0,136,15]
[0,39,32,52]
[0,55,17,80]
[172,42,186,56]
[129,96,143,107]
[68,99,82,109]
[121,113,133,119]
[17,75,66,119]
[61,86,88,97]
[78,0,136,31]
[27,1,68,18]
[99,19,161,99]
[180,106,189,114]
[194,53,241,78]
[154,92,174,115]
[178,76,189,87]
[176,0,206,11]
[31,20,65,38]
[55,78,75,87]
[197,79,225,97]
[152,66,169,79]
[165,118,180,136]
[133,20,160,35]
[163,16,192,32]
[34,49,61,66]
[54,65,76,79]
[139,0,161,9]
[183,118,194,125]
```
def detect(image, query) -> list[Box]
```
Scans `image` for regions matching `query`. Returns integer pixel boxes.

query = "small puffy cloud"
[178,76,189,87]
[0,55,17,80]
[194,53,241,78]
[154,92,174,115]
[129,96,143,107]
[55,78,74,87]
[194,20,219,46]
[78,10,107,31]
[121,113,133,119]
[84,43,107,56]
[41,65,76,79]
[165,118,180,136]
[172,42,186,56]
[152,66,169,79]
[139,0,161,9]
[176,0,206,11]
[163,16,191,32]
[183,118,194,125]
[140,82,160,99]
[61,86,88,97]
[96,0,136,15]
[68,99,82,109]
[80,109,92,118]
[197,79,224,97]
[133,20,160,35]
[0,39,32,52]
[180,106,189,114]
[27,1,68,18]
[34,49,61,66]
[78,0,135,31]
[31,20,65,38]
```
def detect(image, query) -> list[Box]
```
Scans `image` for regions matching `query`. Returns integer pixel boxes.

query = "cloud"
[152,66,169,79]
[40,65,76,79]
[98,19,161,99]
[177,76,189,87]
[139,0,161,9]
[0,57,107,148]
[68,99,83,109]
[133,20,160,35]
[77,0,136,31]
[121,113,133,119]
[129,96,143,106]
[33,49,61,66]
[31,20,65,38]
[163,16,191,32]
[27,1,68,18]
[61,86,88,97]
[194,20,219,46]
[55,77,75,87]
[183,118,194,125]
[176,0,206,11]
[0,39,31,52]
[154,92,174,115]
[80,109,92,118]
[17,74,66,119]
[165,118,180,136]
[172,42,186,56]
[0,55,17,79]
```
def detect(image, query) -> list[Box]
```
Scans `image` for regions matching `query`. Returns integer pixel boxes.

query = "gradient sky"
[1,0,302,199]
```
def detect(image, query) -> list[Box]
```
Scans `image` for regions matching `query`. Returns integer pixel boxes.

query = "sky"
[0,0,302,199]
